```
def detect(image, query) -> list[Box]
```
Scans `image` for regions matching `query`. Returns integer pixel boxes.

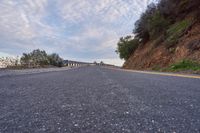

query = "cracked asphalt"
[0,66,200,133]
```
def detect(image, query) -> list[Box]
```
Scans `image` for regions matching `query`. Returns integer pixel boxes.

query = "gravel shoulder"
[0,67,71,77]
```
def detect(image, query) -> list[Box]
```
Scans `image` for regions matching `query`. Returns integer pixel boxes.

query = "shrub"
[158,0,177,18]
[148,11,170,39]
[133,15,150,43]
[132,0,200,45]
[31,49,49,66]
[20,49,64,68]
[133,4,171,42]
[48,53,63,67]
[21,49,49,67]
[168,59,200,71]
[151,35,165,48]
[165,20,191,48]
[133,3,157,43]
[179,0,189,11]
[178,0,200,14]
[116,36,139,60]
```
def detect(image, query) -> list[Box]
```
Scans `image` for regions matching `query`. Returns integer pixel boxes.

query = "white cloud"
[58,0,155,24]
[0,0,59,39]
[0,0,156,65]
[0,0,62,54]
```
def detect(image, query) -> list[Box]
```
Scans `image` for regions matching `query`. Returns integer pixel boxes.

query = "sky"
[0,0,156,66]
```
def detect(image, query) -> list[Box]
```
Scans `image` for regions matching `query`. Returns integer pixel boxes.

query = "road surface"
[0,66,200,132]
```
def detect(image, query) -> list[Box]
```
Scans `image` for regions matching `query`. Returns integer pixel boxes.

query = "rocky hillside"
[123,21,200,70]
[116,0,200,71]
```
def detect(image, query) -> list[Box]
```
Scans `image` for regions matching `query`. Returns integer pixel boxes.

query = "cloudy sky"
[0,0,156,66]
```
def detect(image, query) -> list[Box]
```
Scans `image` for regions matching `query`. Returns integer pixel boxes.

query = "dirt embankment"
[123,20,200,70]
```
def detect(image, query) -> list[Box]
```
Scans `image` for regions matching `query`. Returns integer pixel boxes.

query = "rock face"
[123,22,200,70]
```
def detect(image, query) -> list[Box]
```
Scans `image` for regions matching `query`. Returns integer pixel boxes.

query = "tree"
[133,3,157,42]
[30,49,49,66]
[48,53,63,67]
[20,49,63,67]
[116,36,139,60]
[133,2,172,42]
[147,11,170,39]
[100,61,104,66]
[116,0,200,61]
[20,53,32,67]
[100,61,104,64]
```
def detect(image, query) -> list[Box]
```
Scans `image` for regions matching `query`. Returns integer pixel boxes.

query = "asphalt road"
[0,66,200,133]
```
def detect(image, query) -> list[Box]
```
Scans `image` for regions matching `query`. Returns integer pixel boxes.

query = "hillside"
[123,21,200,70]
[117,0,200,72]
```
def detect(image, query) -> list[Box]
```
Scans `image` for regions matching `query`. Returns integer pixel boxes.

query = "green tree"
[148,11,170,39]
[20,49,64,67]
[133,3,171,42]
[116,36,139,60]
[30,49,49,66]
[20,53,32,67]
[48,53,63,67]
[133,3,157,43]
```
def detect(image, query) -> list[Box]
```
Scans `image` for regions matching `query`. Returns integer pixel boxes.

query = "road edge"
[105,67,200,79]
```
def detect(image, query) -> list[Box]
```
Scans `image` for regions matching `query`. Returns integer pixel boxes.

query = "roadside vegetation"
[1,49,64,69]
[165,60,200,72]
[116,36,139,60]
[116,0,200,72]
[152,59,200,74]
[165,20,191,48]
[20,49,64,68]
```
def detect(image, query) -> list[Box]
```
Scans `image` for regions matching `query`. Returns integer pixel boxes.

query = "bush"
[179,0,189,11]
[31,49,49,66]
[116,36,139,60]
[21,49,49,67]
[133,3,157,43]
[158,0,176,18]
[148,11,170,39]
[165,20,191,48]
[178,0,200,14]
[151,35,165,48]
[20,49,64,68]
[48,53,63,67]
[132,0,199,44]
[133,4,171,42]
[168,59,200,71]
